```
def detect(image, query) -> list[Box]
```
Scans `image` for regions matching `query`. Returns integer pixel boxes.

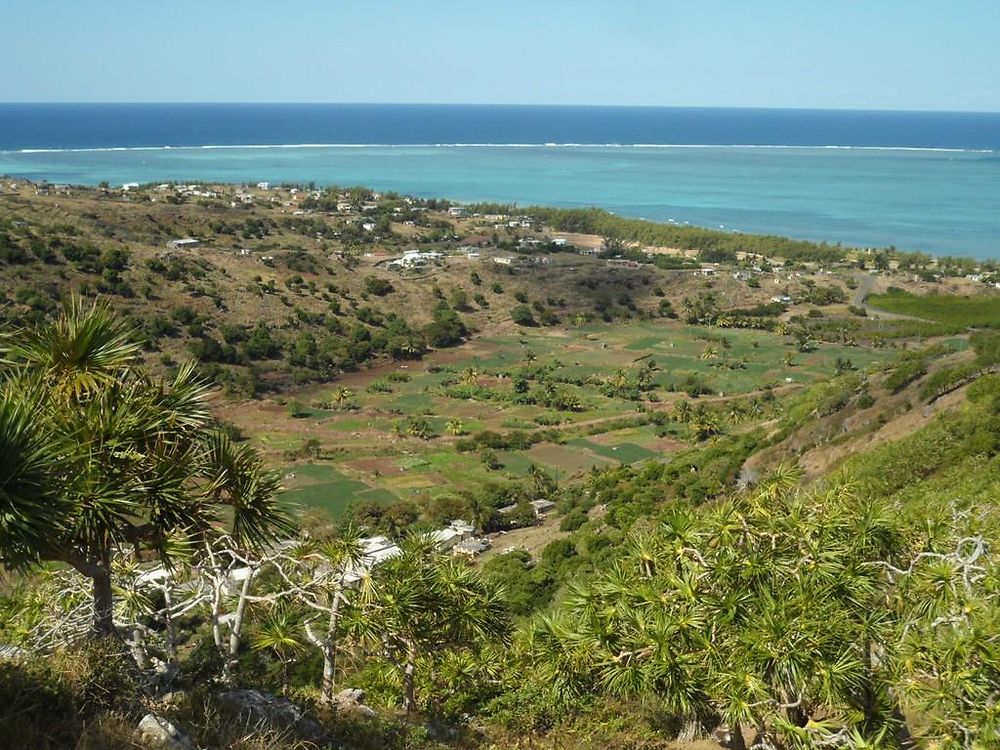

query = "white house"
[428,528,463,550]
[455,537,491,559]
[167,238,200,250]
[529,499,556,516]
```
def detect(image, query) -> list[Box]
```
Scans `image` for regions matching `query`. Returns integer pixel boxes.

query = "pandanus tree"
[526,471,913,749]
[278,525,367,704]
[349,534,511,712]
[0,298,294,636]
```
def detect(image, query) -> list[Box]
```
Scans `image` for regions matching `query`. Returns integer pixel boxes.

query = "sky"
[2,0,999,111]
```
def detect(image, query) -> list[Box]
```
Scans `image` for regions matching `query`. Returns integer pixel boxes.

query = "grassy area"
[867,290,1000,328]
[224,320,892,517]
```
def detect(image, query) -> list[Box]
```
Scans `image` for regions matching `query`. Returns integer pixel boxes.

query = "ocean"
[1,104,998,259]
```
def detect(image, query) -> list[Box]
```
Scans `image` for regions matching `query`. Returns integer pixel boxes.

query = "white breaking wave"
[5,143,996,155]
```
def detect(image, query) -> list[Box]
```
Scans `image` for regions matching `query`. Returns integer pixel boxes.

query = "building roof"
[455,537,491,555]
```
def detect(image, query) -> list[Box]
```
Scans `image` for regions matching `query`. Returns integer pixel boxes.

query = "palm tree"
[673,399,693,424]
[607,368,629,391]
[689,407,721,441]
[460,367,480,387]
[251,604,306,693]
[299,526,367,703]
[700,345,720,360]
[332,387,353,408]
[527,463,555,497]
[0,298,293,636]
[349,535,510,712]
[529,480,909,748]
[0,383,69,570]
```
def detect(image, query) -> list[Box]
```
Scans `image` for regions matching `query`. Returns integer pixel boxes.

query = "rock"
[218,689,323,740]
[0,644,27,661]
[333,687,376,719]
[153,691,188,712]
[336,687,366,704]
[135,713,193,750]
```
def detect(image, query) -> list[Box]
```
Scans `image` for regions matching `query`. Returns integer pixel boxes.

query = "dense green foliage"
[867,290,1000,328]
[524,206,852,263]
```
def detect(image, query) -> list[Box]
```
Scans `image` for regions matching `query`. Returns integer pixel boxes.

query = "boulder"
[218,689,322,740]
[333,687,377,719]
[135,713,193,750]
[336,687,366,703]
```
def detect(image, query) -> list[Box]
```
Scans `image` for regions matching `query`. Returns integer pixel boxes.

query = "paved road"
[852,272,929,322]
[853,272,875,308]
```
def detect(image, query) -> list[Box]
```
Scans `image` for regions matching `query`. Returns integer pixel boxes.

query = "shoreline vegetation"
[1,178,999,750]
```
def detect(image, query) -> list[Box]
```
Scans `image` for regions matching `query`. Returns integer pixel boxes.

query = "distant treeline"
[523,206,851,263]
[464,202,997,270]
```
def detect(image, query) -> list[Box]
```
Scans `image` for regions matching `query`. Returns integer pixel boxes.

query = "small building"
[493,256,514,266]
[606,258,641,269]
[167,238,200,250]
[455,537,491,559]
[256,181,270,190]
[449,519,476,537]
[448,206,467,217]
[428,528,463,550]
[529,499,556,516]
[361,536,402,566]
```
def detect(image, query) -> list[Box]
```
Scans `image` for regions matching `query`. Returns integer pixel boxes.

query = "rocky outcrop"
[217,688,323,741]
[135,713,193,750]
[333,687,377,719]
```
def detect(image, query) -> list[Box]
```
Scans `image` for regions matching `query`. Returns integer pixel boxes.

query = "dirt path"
[853,272,933,322]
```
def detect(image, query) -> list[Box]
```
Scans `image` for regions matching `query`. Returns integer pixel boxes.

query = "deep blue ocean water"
[1,104,998,258]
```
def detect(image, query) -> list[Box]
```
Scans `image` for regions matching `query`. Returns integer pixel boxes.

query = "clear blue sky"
[3,0,998,111]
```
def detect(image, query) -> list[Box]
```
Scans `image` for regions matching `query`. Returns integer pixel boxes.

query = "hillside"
[1,180,999,750]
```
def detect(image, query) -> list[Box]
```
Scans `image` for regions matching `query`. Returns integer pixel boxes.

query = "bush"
[559,509,588,532]
[362,275,394,296]
[510,305,536,326]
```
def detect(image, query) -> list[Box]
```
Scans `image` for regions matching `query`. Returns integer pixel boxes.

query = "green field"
[867,290,1000,328]
[229,319,893,517]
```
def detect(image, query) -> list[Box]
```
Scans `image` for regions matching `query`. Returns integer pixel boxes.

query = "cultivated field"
[220,318,892,517]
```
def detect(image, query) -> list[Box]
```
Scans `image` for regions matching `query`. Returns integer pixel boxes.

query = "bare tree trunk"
[223,569,254,681]
[402,641,418,713]
[129,626,149,669]
[723,725,748,750]
[91,558,115,637]
[321,592,342,704]
[403,662,416,713]
[162,585,179,665]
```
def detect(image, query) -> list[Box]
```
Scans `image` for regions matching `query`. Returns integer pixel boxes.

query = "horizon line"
[2,101,1000,116]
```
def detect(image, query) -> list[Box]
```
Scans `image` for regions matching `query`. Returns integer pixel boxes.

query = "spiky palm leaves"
[0,382,69,568]
[348,534,511,712]
[0,299,293,634]
[528,476,909,747]
[251,604,306,693]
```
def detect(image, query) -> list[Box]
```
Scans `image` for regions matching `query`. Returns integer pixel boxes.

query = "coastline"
[2,142,998,260]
